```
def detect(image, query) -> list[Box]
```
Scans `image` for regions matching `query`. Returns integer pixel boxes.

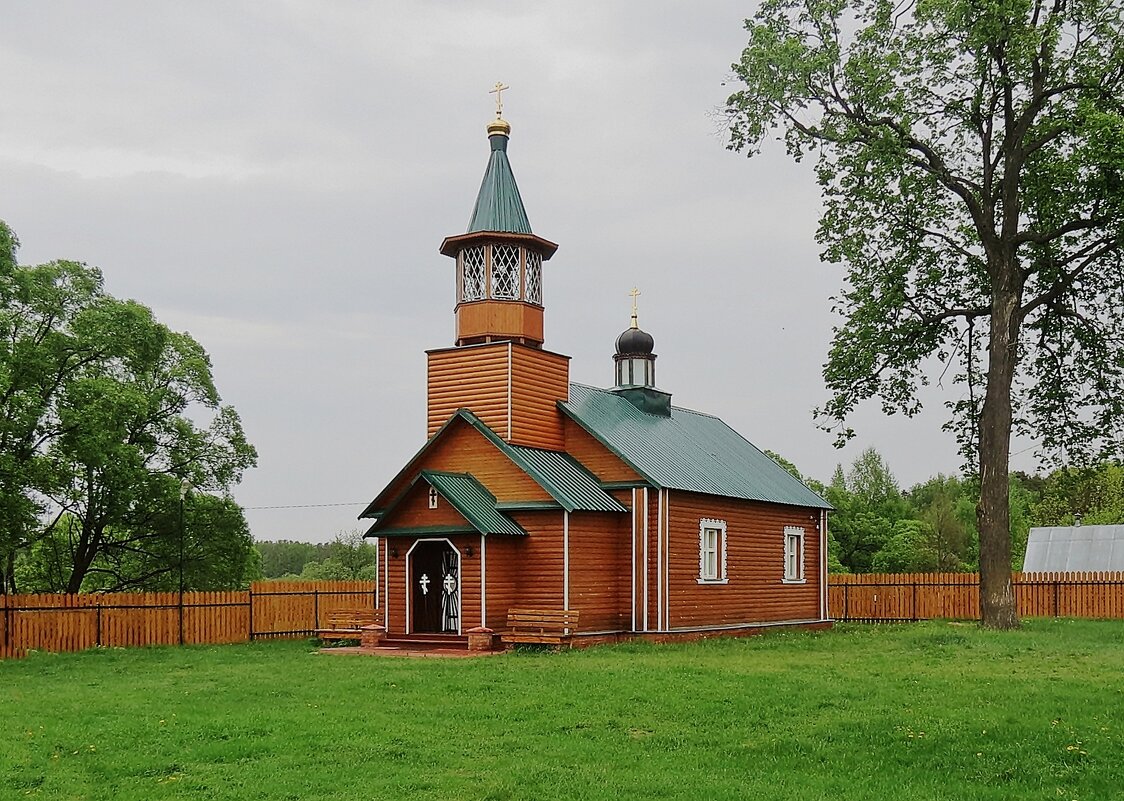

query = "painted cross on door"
[441,550,459,633]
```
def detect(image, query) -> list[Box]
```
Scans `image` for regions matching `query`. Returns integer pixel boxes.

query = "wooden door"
[410,541,459,633]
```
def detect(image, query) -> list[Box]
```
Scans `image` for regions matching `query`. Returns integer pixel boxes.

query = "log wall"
[563,418,643,482]
[566,511,631,632]
[665,491,824,629]
[426,342,570,450]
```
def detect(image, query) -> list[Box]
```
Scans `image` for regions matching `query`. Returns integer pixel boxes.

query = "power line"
[243,502,365,510]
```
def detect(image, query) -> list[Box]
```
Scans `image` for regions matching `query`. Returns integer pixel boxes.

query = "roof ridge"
[566,381,722,420]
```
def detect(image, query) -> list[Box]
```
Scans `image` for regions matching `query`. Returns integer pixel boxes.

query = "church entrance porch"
[407,539,461,635]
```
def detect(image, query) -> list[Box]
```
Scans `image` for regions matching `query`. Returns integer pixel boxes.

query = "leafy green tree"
[0,224,142,592]
[907,475,976,571]
[824,449,911,572]
[764,449,804,481]
[0,221,256,593]
[872,519,938,573]
[1032,462,1124,526]
[257,531,377,582]
[256,540,320,578]
[44,317,255,592]
[726,0,1124,627]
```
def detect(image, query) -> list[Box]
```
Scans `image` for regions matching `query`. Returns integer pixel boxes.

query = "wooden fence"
[829,572,1124,621]
[0,580,377,659]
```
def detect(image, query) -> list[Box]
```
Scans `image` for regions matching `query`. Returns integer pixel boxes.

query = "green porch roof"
[560,383,832,510]
[365,470,527,538]
[359,408,626,520]
[421,471,527,536]
[467,134,532,234]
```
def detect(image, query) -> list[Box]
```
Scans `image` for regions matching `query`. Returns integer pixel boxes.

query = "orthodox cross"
[629,287,641,328]
[418,573,430,595]
[490,81,509,117]
[442,573,457,595]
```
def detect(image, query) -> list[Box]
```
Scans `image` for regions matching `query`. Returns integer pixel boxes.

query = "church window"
[491,244,520,299]
[783,526,805,582]
[461,246,486,301]
[428,487,439,510]
[524,250,542,304]
[697,518,728,584]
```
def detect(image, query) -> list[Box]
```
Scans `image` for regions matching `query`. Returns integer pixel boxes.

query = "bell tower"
[438,84,558,347]
[427,86,571,450]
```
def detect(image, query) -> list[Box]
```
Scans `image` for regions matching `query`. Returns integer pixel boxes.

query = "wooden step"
[379,634,469,650]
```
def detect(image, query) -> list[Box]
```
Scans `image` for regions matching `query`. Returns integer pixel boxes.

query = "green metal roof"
[560,384,832,510]
[467,134,533,234]
[359,408,626,520]
[508,445,627,513]
[421,471,528,536]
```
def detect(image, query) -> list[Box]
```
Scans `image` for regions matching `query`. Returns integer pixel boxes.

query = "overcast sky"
[1,2,1037,543]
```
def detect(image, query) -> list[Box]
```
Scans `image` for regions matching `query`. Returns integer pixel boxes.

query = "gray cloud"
[1,2,1030,542]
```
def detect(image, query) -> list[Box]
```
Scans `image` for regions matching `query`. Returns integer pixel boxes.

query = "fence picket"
[0,580,378,659]
[828,571,1124,621]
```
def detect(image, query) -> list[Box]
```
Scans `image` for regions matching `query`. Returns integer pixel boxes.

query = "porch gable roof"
[359,408,626,520]
[366,470,528,538]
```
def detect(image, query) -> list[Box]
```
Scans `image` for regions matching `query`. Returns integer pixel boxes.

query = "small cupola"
[612,289,671,416]
[614,295,657,389]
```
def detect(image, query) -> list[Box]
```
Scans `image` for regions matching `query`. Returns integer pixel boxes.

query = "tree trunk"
[977,274,1021,629]
[66,522,99,594]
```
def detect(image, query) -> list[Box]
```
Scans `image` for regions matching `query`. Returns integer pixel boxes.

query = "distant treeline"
[770,449,1124,574]
[255,531,375,581]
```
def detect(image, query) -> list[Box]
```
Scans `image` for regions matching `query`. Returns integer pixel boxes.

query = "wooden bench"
[316,608,382,641]
[501,608,580,649]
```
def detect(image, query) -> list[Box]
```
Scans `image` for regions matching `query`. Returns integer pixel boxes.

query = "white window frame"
[783,526,806,583]
[697,518,728,584]
[428,486,439,510]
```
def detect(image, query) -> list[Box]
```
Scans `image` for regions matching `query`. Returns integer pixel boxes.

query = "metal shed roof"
[560,383,831,510]
[1023,525,1124,572]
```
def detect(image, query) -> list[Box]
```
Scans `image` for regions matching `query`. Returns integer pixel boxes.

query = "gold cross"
[629,287,641,327]
[489,82,510,117]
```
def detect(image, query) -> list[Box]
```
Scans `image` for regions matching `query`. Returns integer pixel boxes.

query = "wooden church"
[360,96,832,648]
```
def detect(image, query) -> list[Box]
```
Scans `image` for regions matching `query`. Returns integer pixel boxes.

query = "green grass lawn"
[2,620,1123,801]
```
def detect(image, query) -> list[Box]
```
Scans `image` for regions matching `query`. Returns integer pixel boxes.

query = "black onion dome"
[615,326,655,355]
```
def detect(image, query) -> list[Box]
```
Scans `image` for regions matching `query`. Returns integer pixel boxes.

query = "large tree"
[0,220,257,593]
[725,0,1124,627]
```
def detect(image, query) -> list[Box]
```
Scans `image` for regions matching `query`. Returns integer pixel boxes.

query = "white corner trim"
[563,511,570,610]
[642,487,649,632]
[631,488,637,632]
[480,533,487,628]
[657,489,663,631]
[820,509,828,619]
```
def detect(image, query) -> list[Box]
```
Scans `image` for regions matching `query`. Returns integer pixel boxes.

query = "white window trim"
[697,518,729,585]
[783,525,806,584]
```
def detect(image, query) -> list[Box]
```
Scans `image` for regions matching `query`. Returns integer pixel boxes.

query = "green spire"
[467,129,533,235]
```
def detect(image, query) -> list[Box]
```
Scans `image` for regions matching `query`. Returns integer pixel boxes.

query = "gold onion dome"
[487,117,511,137]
